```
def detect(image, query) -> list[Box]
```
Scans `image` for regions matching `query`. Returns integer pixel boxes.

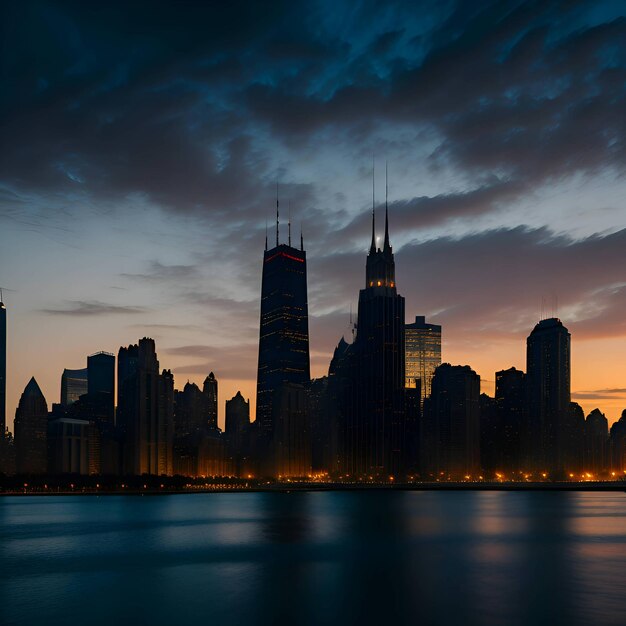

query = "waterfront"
[2,491,626,625]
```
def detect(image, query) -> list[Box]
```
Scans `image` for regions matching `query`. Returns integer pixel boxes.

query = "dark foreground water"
[1,491,626,626]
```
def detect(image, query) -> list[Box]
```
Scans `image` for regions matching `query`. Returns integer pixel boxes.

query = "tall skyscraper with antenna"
[344,164,408,476]
[256,192,310,459]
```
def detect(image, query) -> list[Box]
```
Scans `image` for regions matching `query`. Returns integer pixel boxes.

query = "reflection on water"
[1,491,625,626]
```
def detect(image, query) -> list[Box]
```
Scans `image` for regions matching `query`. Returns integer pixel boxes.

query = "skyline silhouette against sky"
[1,1,625,428]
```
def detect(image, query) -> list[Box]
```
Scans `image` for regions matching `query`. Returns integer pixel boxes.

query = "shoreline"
[2,481,625,496]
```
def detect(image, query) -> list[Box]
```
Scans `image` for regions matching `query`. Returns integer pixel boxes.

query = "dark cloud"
[1,0,623,237]
[41,300,146,316]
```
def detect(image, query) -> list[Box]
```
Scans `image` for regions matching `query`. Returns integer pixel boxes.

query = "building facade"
[60,368,88,406]
[255,218,310,472]
[14,377,48,474]
[344,201,407,477]
[405,315,441,408]
[117,338,173,476]
[426,364,481,477]
[526,318,571,474]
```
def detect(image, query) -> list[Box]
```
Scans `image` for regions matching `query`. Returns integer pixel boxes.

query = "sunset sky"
[1,0,625,429]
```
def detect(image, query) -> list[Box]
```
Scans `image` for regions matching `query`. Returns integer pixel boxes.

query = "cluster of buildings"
[0,196,625,481]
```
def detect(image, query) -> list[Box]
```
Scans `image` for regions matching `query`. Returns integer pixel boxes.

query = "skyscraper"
[584,408,609,475]
[345,178,406,477]
[526,317,571,474]
[14,377,48,474]
[87,351,115,422]
[117,338,173,476]
[60,367,88,406]
[256,209,310,439]
[204,372,218,430]
[405,315,441,407]
[0,292,6,435]
[495,367,526,472]
[427,364,481,477]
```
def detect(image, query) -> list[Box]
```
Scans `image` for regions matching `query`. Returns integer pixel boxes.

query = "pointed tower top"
[276,182,280,247]
[384,160,390,251]
[369,156,376,254]
[23,377,44,397]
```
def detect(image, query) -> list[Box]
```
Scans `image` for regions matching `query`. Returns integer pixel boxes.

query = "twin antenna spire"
[269,183,303,251]
[370,158,391,254]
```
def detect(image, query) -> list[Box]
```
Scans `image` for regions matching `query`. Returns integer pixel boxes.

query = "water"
[1,491,626,626]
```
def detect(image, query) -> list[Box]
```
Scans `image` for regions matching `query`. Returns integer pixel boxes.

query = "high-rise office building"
[584,408,609,475]
[495,367,526,472]
[226,391,250,441]
[256,211,310,439]
[204,372,218,430]
[0,292,6,435]
[405,316,441,407]
[526,318,571,474]
[87,351,115,422]
[225,390,251,476]
[345,188,406,476]
[117,338,173,476]
[427,364,481,477]
[174,382,207,437]
[14,377,48,474]
[610,410,626,473]
[60,368,88,406]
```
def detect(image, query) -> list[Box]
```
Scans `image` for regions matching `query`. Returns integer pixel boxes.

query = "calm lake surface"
[1,491,626,626]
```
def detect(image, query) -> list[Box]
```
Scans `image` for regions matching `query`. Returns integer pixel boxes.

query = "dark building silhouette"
[87,351,115,422]
[14,377,48,474]
[256,215,310,439]
[308,376,333,474]
[325,337,353,477]
[117,338,174,476]
[426,364,481,478]
[225,391,250,446]
[0,292,6,435]
[405,315,441,409]
[610,410,626,474]
[225,390,251,476]
[60,367,88,406]
[526,318,571,475]
[273,383,310,477]
[255,211,310,477]
[175,381,207,437]
[479,393,498,475]
[204,372,218,430]
[565,402,585,475]
[495,367,526,473]
[48,417,97,475]
[584,408,609,476]
[344,190,407,477]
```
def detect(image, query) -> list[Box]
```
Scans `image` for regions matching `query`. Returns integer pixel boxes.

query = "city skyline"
[2,1,626,429]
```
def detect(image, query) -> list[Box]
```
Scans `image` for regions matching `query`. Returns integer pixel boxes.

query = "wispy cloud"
[41,300,147,316]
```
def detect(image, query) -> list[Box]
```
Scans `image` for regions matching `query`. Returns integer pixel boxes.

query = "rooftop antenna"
[300,222,303,251]
[288,200,291,247]
[276,182,279,247]
[370,155,376,254]
[384,160,390,249]
[265,217,268,251]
